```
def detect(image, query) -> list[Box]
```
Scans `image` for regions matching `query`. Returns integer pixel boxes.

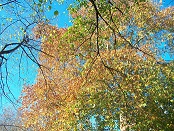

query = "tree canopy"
[19,0,174,131]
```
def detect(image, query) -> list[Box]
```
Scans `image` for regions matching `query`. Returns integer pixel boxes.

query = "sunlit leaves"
[20,0,174,130]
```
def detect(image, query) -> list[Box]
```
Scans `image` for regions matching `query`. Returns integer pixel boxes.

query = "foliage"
[20,0,174,131]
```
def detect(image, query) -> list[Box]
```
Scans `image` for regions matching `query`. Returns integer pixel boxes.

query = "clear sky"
[0,0,173,113]
[160,0,174,8]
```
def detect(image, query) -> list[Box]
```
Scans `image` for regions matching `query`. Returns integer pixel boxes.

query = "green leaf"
[39,0,43,3]
[48,5,52,10]
[54,10,59,16]
[38,3,41,7]
[70,43,74,49]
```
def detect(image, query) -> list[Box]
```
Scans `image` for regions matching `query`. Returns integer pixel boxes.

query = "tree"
[0,0,65,104]
[0,106,25,131]
[20,0,174,130]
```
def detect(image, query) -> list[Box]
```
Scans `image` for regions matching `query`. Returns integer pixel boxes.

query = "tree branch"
[0,0,17,7]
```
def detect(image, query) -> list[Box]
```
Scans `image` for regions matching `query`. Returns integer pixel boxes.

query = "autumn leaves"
[20,0,174,130]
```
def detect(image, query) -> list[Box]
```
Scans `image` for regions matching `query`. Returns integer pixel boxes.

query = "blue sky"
[0,0,173,113]
[160,0,174,8]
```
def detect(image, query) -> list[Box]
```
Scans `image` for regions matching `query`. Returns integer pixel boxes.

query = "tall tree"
[20,0,174,130]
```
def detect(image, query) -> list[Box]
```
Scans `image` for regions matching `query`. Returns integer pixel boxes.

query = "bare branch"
[0,124,25,131]
[0,0,17,7]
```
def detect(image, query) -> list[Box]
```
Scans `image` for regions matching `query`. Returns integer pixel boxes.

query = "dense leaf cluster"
[19,0,174,131]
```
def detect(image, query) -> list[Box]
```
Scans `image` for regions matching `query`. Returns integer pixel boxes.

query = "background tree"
[0,106,25,131]
[20,0,174,131]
